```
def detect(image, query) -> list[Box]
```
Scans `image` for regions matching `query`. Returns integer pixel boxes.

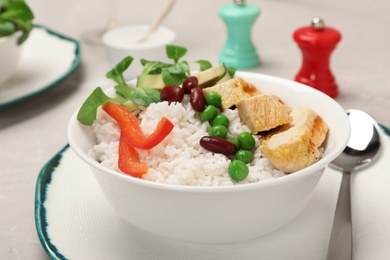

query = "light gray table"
[1,0,389,259]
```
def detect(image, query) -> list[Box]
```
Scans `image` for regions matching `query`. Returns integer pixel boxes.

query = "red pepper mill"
[293,17,342,98]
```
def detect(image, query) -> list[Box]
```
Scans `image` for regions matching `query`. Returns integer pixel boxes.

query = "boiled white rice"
[89,95,286,186]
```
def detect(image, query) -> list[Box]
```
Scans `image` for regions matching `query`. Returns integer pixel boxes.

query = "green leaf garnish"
[166,44,187,63]
[161,69,186,86]
[114,84,132,99]
[77,87,132,125]
[161,62,189,85]
[106,56,133,99]
[140,59,168,73]
[0,0,35,45]
[130,88,161,106]
[227,67,237,78]
[0,21,15,35]
[77,44,225,126]
[166,63,187,74]
[139,45,213,87]
[106,56,133,85]
[77,87,111,125]
[194,60,213,71]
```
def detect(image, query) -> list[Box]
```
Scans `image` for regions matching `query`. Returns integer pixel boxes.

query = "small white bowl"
[102,25,176,80]
[68,72,350,243]
[0,32,22,85]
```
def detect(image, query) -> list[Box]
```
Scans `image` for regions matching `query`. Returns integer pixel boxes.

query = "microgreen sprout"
[76,44,234,126]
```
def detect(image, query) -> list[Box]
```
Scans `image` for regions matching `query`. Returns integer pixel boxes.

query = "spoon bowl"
[330,109,381,172]
[326,109,382,260]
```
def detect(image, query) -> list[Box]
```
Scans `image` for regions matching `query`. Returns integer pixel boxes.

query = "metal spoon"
[326,109,381,260]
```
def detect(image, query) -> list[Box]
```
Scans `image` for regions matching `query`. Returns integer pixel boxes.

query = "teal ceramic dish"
[0,25,81,109]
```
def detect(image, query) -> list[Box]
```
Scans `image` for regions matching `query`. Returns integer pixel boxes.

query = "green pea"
[228,160,249,182]
[212,114,229,128]
[200,105,218,122]
[228,138,240,150]
[236,150,254,164]
[238,132,256,150]
[205,91,222,108]
[209,125,228,138]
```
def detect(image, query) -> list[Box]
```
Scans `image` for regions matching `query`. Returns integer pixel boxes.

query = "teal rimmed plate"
[35,125,390,260]
[0,25,81,109]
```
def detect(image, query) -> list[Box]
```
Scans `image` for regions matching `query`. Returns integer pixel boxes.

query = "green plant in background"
[0,0,34,45]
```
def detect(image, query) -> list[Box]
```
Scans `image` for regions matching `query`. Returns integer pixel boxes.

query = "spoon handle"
[326,171,352,260]
[148,0,176,33]
[135,0,176,43]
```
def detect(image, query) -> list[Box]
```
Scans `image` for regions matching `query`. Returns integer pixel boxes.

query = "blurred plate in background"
[0,25,81,109]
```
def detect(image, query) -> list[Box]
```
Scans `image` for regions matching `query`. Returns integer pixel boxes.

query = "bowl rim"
[68,71,351,193]
[101,24,176,50]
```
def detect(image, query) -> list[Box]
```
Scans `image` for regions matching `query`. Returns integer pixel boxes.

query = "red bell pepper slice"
[102,102,174,149]
[141,117,174,149]
[102,102,145,142]
[118,133,148,178]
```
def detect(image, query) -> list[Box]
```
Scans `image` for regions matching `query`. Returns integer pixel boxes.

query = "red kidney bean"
[200,136,237,155]
[160,85,184,103]
[190,87,206,112]
[182,76,198,94]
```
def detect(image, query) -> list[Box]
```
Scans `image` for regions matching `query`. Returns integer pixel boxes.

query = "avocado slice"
[216,69,233,84]
[194,63,227,88]
[137,74,165,90]
[139,63,227,90]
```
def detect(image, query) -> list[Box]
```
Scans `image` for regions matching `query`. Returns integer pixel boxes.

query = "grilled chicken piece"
[260,107,328,173]
[202,77,261,109]
[235,94,293,134]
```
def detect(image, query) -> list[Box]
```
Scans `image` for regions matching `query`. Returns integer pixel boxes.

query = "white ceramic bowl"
[102,25,176,80]
[68,72,350,243]
[0,32,22,85]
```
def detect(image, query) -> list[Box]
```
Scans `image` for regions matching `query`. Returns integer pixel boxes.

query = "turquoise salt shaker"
[218,0,260,69]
